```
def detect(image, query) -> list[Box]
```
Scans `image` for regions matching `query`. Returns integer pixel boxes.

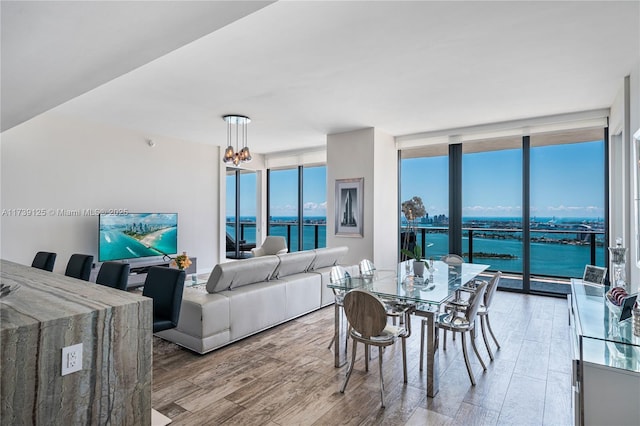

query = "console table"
[569,279,640,425]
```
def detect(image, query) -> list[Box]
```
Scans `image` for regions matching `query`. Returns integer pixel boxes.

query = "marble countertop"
[1,259,149,331]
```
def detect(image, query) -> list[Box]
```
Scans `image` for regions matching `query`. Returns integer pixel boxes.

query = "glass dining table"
[328,260,489,398]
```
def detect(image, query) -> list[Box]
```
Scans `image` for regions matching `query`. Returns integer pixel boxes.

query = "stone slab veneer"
[156,246,348,354]
[0,260,151,425]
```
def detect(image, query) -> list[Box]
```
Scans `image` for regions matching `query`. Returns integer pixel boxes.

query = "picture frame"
[619,293,638,322]
[582,264,607,286]
[335,178,363,237]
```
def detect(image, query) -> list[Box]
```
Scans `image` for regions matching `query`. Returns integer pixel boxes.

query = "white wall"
[0,113,220,273]
[372,129,398,270]
[326,128,397,268]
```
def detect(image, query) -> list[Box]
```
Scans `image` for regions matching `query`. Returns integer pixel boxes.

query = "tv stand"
[125,257,197,289]
[126,259,171,288]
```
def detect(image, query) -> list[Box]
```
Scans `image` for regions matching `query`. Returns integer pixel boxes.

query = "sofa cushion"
[273,251,316,278]
[311,246,348,270]
[206,255,279,293]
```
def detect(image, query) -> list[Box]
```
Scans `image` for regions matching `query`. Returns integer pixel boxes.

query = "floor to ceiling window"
[399,126,607,295]
[530,130,606,293]
[226,168,257,259]
[268,165,327,252]
[302,166,327,250]
[462,138,523,288]
[400,146,449,261]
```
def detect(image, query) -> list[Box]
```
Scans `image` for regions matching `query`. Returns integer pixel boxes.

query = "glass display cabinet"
[569,279,640,426]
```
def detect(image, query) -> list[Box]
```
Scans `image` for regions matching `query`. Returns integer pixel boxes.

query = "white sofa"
[156,246,349,354]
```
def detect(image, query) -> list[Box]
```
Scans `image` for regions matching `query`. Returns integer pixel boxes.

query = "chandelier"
[222,115,252,166]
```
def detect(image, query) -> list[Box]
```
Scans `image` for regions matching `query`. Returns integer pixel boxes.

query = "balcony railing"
[404,226,605,280]
[226,221,326,252]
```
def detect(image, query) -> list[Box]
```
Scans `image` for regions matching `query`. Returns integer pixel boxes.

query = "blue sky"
[228,140,605,219]
[402,140,605,218]
[226,166,327,217]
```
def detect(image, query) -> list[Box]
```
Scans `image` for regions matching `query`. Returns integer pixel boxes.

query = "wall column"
[326,128,397,269]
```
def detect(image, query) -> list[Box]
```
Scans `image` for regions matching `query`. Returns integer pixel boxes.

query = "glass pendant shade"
[222,115,252,166]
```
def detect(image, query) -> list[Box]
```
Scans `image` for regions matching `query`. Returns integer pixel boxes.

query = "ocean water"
[227,216,605,279]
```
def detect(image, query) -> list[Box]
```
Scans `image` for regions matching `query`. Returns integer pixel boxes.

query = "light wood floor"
[152,291,573,425]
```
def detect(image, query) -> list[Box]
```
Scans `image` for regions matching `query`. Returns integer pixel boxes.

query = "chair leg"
[480,315,494,361]
[461,332,476,386]
[470,328,487,371]
[486,314,501,350]
[327,335,335,350]
[401,337,408,383]
[340,339,358,393]
[420,319,426,371]
[378,346,386,408]
[364,344,369,372]
[443,329,448,351]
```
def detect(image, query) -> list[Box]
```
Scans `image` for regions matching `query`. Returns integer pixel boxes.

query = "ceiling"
[2,1,639,156]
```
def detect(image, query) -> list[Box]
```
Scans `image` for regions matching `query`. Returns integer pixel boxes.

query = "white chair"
[441,253,464,265]
[435,280,488,386]
[340,289,408,408]
[251,236,288,257]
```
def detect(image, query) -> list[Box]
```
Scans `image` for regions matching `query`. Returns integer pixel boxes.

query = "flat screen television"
[99,213,178,262]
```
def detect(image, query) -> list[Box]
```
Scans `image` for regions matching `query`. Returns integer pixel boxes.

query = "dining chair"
[64,253,94,281]
[434,280,488,386]
[359,259,376,278]
[327,265,351,350]
[96,261,130,291]
[142,266,186,333]
[477,271,502,360]
[340,288,408,408]
[440,271,502,357]
[31,251,57,272]
[359,259,402,326]
[441,253,464,265]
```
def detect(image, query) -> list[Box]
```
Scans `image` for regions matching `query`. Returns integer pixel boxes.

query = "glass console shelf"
[570,279,640,372]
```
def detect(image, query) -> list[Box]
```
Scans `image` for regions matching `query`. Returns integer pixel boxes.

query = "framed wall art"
[335,178,363,237]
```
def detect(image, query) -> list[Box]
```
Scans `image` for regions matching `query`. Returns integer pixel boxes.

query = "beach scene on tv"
[99,213,178,262]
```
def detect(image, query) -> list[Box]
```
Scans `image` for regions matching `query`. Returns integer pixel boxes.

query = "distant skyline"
[228,140,605,220]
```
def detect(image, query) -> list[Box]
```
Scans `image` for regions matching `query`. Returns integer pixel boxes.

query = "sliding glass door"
[226,168,256,259]
[462,138,523,290]
[530,130,606,293]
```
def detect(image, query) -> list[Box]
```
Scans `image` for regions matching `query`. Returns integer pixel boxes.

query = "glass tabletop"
[328,260,489,308]
[571,280,640,372]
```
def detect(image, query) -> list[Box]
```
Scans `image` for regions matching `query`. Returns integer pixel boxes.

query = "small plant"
[401,244,422,261]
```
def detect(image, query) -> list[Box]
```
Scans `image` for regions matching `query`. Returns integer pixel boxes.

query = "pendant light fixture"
[222,115,252,166]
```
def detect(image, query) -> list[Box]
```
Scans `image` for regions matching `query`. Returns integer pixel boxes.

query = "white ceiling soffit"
[0,0,275,131]
[5,1,640,156]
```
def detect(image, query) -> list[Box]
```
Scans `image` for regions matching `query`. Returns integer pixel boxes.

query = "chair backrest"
[464,280,488,324]
[441,254,464,265]
[359,259,376,277]
[256,236,288,256]
[142,267,186,330]
[343,289,387,339]
[96,262,130,291]
[329,265,350,284]
[484,271,502,308]
[32,251,57,272]
[64,254,94,281]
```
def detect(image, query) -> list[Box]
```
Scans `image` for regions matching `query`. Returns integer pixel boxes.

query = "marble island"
[0,259,152,425]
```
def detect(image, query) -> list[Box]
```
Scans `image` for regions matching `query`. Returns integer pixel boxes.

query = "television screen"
[99,213,178,262]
